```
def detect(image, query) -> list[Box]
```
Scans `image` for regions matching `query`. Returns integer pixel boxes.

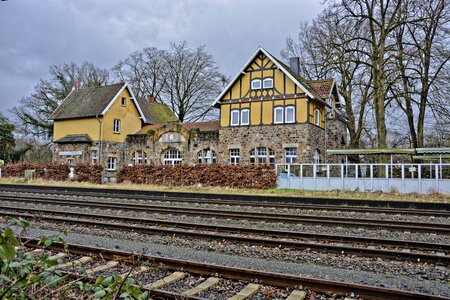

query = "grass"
[0,177,448,203]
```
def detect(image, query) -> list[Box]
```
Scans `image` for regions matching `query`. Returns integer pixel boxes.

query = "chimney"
[289,57,300,76]
[146,95,155,103]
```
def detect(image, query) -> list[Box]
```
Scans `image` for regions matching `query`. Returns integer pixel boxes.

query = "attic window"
[263,78,273,89]
[121,97,126,106]
[251,79,261,90]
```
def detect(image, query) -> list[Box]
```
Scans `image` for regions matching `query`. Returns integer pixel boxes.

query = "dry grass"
[0,177,448,203]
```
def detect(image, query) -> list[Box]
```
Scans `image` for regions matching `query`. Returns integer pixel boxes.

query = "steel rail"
[1,185,449,216]
[2,204,449,253]
[1,195,449,234]
[20,237,448,300]
[3,209,449,264]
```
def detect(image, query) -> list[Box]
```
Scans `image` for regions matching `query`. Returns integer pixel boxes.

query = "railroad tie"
[144,271,186,289]
[86,260,119,275]
[286,290,307,300]
[182,277,220,296]
[47,256,92,271]
[119,266,150,279]
[48,252,69,261]
[227,283,261,300]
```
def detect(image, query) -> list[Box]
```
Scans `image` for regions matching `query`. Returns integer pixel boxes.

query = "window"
[231,110,239,126]
[107,157,117,170]
[285,106,295,123]
[67,158,74,165]
[241,109,250,125]
[113,119,121,133]
[313,149,320,164]
[251,79,261,90]
[269,148,275,165]
[250,147,275,165]
[262,78,273,89]
[314,109,321,126]
[327,97,332,112]
[230,149,240,165]
[198,149,217,164]
[91,150,98,165]
[274,107,284,124]
[132,151,147,165]
[163,149,182,165]
[121,97,126,106]
[285,148,297,164]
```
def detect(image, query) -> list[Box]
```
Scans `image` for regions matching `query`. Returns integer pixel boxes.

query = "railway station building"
[50,47,348,180]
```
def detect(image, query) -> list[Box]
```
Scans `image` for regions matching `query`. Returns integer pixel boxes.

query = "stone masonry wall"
[217,123,325,165]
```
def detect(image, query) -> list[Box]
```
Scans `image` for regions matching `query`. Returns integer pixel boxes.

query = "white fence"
[276,163,450,194]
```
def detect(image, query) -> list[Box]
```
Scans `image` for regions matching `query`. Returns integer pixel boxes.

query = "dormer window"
[263,78,273,89]
[251,79,261,90]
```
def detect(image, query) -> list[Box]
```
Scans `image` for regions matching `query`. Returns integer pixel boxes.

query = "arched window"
[313,149,321,164]
[250,147,276,165]
[197,149,217,164]
[163,149,182,165]
[131,151,147,165]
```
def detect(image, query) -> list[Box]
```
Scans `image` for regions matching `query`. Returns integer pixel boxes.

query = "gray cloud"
[0,0,323,116]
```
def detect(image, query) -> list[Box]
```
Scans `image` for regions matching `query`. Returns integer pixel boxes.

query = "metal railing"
[275,163,450,194]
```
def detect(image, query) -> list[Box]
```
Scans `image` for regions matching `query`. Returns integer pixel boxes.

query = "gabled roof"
[54,134,92,144]
[306,79,336,100]
[212,46,335,107]
[136,97,179,124]
[49,82,147,123]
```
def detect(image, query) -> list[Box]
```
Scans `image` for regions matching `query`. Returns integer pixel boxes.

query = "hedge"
[2,163,103,183]
[117,164,277,189]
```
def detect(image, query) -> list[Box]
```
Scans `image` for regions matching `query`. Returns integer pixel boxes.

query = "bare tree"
[11,62,109,140]
[282,8,372,149]
[161,42,227,122]
[113,47,167,101]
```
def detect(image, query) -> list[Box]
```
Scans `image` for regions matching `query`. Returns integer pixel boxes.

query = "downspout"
[96,113,102,169]
[324,109,328,164]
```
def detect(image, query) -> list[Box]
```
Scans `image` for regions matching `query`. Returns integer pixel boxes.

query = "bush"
[2,163,103,183]
[117,164,277,189]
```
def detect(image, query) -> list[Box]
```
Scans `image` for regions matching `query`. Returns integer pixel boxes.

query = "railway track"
[20,237,448,300]
[1,185,449,216]
[1,194,449,234]
[2,207,449,264]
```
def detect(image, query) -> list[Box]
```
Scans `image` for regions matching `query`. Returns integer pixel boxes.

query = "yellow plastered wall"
[296,98,308,123]
[53,118,102,141]
[220,104,230,127]
[102,88,142,142]
[53,87,142,143]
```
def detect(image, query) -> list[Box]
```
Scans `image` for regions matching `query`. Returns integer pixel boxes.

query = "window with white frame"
[91,150,98,165]
[285,106,295,123]
[313,149,320,164]
[113,119,121,133]
[314,109,321,126]
[132,151,147,165]
[327,97,332,112]
[230,110,239,126]
[229,149,240,165]
[107,157,117,170]
[250,147,275,165]
[67,158,74,165]
[284,148,297,164]
[262,78,273,89]
[121,97,126,106]
[241,109,250,125]
[197,149,217,164]
[274,107,284,124]
[251,79,261,90]
[163,149,182,165]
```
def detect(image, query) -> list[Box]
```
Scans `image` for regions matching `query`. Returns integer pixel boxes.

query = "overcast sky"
[0,0,324,117]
